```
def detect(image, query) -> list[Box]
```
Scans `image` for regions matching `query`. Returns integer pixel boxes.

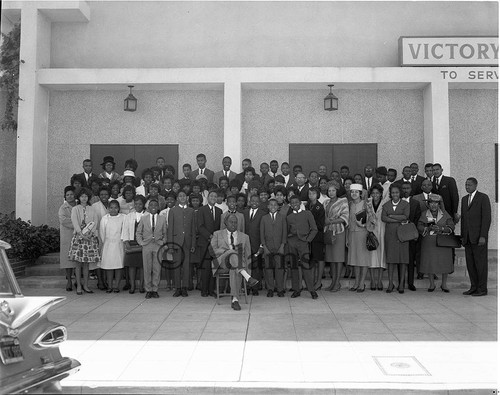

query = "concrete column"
[223,81,242,172]
[423,81,451,174]
[16,5,51,224]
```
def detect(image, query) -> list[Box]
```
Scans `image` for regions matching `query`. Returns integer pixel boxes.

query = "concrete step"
[34,252,59,265]
[26,263,63,276]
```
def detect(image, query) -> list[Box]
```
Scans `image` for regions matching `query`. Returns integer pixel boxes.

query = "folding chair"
[214,267,249,305]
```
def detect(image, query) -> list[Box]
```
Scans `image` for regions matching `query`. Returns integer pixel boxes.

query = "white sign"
[399,37,498,66]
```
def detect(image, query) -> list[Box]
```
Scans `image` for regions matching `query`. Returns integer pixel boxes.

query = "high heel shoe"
[315,284,322,291]
[440,286,450,293]
[66,282,73,292]
[106,288,113,293]
[129,288,136,294]
[349,286,358,292]
[386,284,394,293]
[83,287,94,294]
[370,284,376,291]
[357,285,366,293]
[398,287,404,294]
[331,283,341,292]
[377,284,384,291]
[428,286,436,292]
[76,287,83,295]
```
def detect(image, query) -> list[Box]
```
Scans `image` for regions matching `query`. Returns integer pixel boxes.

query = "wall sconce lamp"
[324,84,338,111]
[124,85,137,112]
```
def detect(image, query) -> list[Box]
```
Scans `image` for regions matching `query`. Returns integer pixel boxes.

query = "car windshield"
[0,242,20,296]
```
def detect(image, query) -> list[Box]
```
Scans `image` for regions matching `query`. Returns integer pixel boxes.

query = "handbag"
[324,230,335,245]
[436,234,462,248]
[397,222,419,242]
[366,231,379,251]
[124,240,142,255]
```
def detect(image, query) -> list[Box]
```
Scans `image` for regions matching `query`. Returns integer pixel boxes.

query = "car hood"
[0,296,65,333]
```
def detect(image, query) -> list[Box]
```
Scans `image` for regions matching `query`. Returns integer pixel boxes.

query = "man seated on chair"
[210,214,259,310]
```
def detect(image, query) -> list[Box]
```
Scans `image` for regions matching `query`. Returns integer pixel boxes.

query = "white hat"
[196,174,208,180]
[350,183,363,191]
[123,170,135,178]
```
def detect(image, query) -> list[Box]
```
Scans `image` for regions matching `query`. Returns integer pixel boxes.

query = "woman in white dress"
[99,200,126,293]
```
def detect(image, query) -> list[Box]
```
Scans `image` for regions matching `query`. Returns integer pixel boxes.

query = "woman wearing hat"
[99,156,120,183]
[381,184,410,293]
[417,193,455,292]
[346,183,371,292]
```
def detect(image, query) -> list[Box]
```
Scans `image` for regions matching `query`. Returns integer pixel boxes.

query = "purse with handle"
[397,222,419,242]
[436,234,462,248]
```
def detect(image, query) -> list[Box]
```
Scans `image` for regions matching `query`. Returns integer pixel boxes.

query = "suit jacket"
[432,175,459,215]
[136,213,167,247]
[210,229,251,274]
[461,191,491,244]
[214,170,237,184]
[260,173,273,187]
[189,168,215,183]
[296,184,310,202]
[243,207,266,253]
[167,205,196,249]
[260,212,287,252]
[362,177,379,191]
[196,204,222,249]
[412,175,425,195]
[407,198,422,226]
[75,172,98,189]
[282,175,294,189]
[286,210,318,242]
[220,211,245,233]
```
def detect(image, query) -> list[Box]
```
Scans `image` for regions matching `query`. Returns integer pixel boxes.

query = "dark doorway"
[90,144,179,178]
[289,143,378,177]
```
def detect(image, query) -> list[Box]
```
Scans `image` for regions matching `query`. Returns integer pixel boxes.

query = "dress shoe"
[440,286,450,293]
[106,288,113,294]
[152,291,159,298]
[277,291,285,297]
[291,290,301,298]
[377,284,383,291]
[310,291,319,299]
[83,287,94,294]
[247,277,259,288]
[462,289,476,295]
[231,300,241,311]
[417,273,423,280]
[181,288,188,297]
[210,291,217,298]
[267,290,274,297]
[398,288,404,294]
[145,292,152,299]
[129,288,135,294]
[123,283,131,291]
[408,284,416,291]
[472,291,487,297]
[349,286,358,292]
[370,285,376,291]
[357,285,366,293]
[251,289,259,296]
[139,288,145,293]
[427,286,436,292]
[386,284,394,294]
[173,289,182,297]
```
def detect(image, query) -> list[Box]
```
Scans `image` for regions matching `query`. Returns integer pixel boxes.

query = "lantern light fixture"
[324,84,338,111]
[124,85,137,112]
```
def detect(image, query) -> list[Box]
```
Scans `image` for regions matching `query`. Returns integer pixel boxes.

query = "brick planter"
[9,259,34,278]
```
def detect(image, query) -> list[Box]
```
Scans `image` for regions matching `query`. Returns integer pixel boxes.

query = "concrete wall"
[0,91,16,216]
[50,1,498,68]
[242,89,425,174]
[449,89,498,245]
[46,89,224,227]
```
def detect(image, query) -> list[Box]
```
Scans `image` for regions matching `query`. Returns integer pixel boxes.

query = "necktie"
[272,213,275,222]
[250,209,254,220]
[412,176,415,182]
[225,171,228,177]
[210,206,214,220]
[230,232,235,249]
[367,178,371,188]
[152,214,155,233]
[468,193,472,206]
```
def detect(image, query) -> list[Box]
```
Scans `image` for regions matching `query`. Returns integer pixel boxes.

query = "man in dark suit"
[401,182,422,291]
[461,178,491,297]
[280,162,294,189]
[214,156,237,184]
[75,159,98,188]
[189,153,215,184]
[294,172,309,202]
[243,194,266,295]
[235,158,253,184]
[167,190,196,297]
[197,190,222,297]
[432,163,459,222]
[409,162,425,195]
[362,164,379,191]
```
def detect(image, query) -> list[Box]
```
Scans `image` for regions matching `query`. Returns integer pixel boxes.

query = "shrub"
[0,213,60,261]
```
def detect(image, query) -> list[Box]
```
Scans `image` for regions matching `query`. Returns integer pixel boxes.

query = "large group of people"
[58,153,492,311]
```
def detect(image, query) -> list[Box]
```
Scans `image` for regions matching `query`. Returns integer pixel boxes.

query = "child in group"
[159,191,177,290]
[99,156,121,183]
[172,181,181,195]
[136,168,154,198]
[118,185,136,214]
[182,163,192,180]
[161,175,174,197]
[215,189,228,213]
[189,193,202,290]
[89,178,102,205]
[147,183,166,211]
[247,180,261,200]
[99,200,126,293]
[220,194,245,232]
[136,199,167,299]
[258,187,270,213]
[228,180,241,197]
[275,186,291,216]
[121,195,147,294]
[109,181,121,200]
[236,193,247,213]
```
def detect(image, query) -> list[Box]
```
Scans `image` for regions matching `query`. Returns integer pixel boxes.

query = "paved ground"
[22,277,498,394]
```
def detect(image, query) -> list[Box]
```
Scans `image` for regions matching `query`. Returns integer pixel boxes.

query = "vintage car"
[0,240,80,394]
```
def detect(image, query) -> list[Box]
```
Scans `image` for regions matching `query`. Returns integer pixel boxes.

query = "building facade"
[0,1,498,244]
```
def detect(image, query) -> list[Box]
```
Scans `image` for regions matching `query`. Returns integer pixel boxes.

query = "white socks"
[239,269,251,280]
[232,296,238,302]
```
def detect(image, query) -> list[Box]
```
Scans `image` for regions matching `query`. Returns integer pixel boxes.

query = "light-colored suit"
[136,213,167,292]
[214,170,237,184]
[210,229,251,297]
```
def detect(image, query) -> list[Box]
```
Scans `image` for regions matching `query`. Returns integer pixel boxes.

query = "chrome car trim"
[0,246,22,296]
[33,325,68,348]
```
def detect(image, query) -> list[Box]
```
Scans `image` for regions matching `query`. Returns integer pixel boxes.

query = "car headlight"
[34,326,67,348]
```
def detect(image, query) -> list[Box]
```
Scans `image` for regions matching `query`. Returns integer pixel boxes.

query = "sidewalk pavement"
[22,281,498,394]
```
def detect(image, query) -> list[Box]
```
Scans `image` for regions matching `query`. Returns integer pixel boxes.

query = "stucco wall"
[242,89,425,175]
[449,89,498,246]
[0,91,16,216]
[50,1,498,68]
[46,89,224,227]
